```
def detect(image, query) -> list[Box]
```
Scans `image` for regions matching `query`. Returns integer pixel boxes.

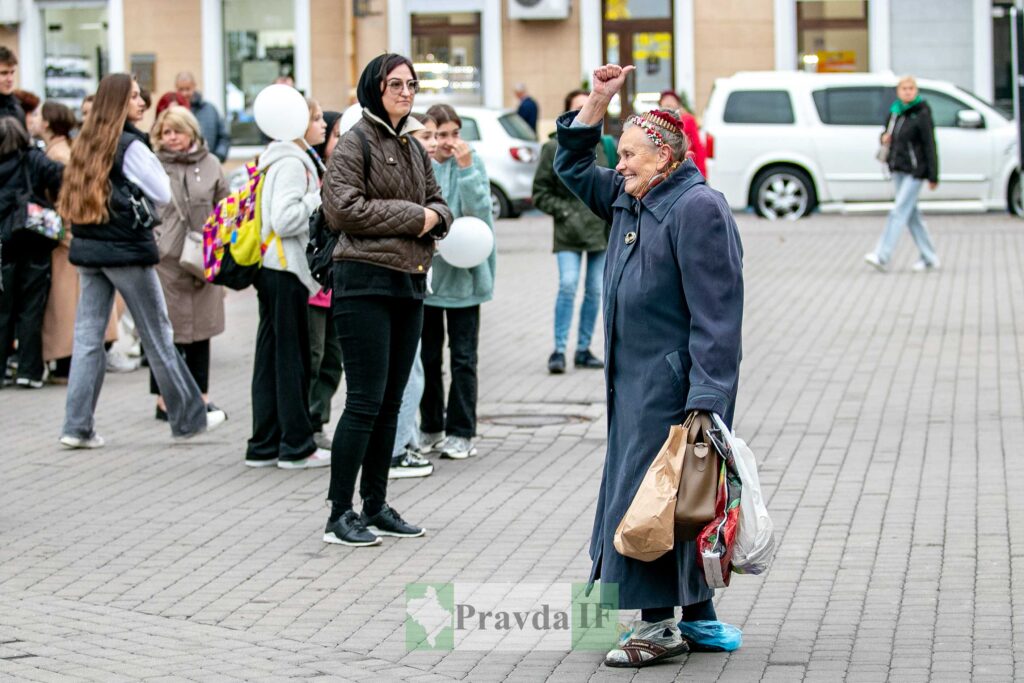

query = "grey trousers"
[63,265,206,439]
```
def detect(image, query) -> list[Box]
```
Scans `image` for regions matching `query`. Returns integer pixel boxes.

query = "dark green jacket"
[532,134,611,253]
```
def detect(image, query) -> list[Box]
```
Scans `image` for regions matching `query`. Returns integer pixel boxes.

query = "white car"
[702,71,1020,219]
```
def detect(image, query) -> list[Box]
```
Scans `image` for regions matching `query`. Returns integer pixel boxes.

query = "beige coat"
[153,144,228,344]
[41,136,118,361]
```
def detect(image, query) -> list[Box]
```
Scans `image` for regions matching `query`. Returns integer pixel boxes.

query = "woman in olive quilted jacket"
[320,53,452,547]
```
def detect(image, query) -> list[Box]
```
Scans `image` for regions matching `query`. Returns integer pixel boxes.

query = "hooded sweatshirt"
[257,140,322,294]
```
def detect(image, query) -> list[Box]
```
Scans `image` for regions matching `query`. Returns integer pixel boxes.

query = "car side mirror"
[956,109,984,129]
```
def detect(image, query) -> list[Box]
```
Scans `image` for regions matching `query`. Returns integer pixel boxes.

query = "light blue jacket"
[426,152,496,308]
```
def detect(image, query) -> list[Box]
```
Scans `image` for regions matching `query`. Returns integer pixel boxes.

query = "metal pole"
[1012,7,1023,212]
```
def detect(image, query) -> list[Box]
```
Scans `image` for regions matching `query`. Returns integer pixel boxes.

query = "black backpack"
[307,127,371,288]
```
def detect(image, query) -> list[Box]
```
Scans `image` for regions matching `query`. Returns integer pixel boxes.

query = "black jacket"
[69,125,161,267]
[887,100,938,183]
[0,147,63,260]
[0,93,26,126]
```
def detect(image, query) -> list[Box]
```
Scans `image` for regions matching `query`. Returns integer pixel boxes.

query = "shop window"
[43,4,108,116]
[604,0,670,20]
[812,86,892,126]
[602,1,673,130]
[411,13,482,106]
[224,0,295,146]
[723,91,794,125]
[797,0,868,73]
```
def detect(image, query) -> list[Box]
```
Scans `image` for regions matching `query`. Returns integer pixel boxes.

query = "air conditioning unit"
[508,0,571,21]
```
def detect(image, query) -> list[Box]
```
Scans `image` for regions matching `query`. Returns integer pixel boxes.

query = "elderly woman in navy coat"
[554,64,744,668]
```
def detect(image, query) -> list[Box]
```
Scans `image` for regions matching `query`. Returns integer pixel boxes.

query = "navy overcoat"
[554,112,744,609]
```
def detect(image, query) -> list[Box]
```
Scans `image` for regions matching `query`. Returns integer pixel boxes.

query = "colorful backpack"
[202,163,286,290]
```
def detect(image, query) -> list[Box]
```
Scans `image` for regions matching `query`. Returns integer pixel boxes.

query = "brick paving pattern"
[1,211,1022,681]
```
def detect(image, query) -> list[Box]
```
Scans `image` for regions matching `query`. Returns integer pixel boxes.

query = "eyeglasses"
[385,79,419,95]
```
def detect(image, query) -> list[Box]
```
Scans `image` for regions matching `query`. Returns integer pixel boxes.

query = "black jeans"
[246,269,315,462]
[0,253,51,382]
[420,304,480,439]
[328,295,423,511]
[308,304,344,431]
[149,339,211,395]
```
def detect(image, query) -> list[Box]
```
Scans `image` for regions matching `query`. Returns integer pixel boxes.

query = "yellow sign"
[633,33,671,60]
[816,50,857,73]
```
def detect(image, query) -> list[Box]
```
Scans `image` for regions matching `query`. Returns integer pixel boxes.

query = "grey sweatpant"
[62,265,206,439]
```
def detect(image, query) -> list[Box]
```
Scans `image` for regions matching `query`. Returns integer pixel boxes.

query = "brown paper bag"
[613,425,686,562]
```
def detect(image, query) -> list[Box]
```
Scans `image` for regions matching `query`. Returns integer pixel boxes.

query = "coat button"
[388,157,395,162]
[417,265,424,271]
[401,138,407,144]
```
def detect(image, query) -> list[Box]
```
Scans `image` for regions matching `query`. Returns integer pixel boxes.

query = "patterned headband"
[627,109,685,147]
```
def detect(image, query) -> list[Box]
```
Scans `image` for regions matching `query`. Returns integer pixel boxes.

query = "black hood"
[357,54,416,136]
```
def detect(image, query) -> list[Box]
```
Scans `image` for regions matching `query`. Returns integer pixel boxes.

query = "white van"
[702,71,1020,219]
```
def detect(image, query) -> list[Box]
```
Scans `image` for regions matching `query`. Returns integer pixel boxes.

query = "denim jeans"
[875,172,939,265]
[554,250,606,353]
[63,266,206,439]
[392,342,424,458]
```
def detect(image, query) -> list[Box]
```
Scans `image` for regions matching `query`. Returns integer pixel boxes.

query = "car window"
[921,89,978,128]
[723,90,794,124]
[498,113,537,141]
[459,117,481,141]
[812,86,893,126]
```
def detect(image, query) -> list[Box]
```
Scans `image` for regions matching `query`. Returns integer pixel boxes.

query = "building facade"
[0,0,1017,157]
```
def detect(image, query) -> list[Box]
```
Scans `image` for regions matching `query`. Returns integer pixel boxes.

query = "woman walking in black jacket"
[0,117,63,388]
[57,73,225,448]
[865,75,941,272]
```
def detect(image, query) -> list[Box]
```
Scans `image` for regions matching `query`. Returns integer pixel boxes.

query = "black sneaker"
[324,510,382,547]
[575,349,604,369]
[389,449,434,479]
[361,504,426,538]
[548,351,566,374]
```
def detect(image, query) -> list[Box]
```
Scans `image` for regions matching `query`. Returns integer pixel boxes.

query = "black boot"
[574,349,604,369]
[548,351,566,374]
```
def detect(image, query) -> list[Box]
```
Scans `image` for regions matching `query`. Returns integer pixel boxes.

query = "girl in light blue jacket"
[419,104,495,461]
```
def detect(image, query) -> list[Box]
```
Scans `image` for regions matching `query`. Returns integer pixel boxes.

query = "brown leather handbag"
[674,411,720,541]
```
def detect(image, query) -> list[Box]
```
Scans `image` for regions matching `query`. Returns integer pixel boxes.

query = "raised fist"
[591,64,635,97]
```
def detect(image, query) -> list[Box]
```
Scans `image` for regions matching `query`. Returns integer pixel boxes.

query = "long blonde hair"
[57,73,134,224]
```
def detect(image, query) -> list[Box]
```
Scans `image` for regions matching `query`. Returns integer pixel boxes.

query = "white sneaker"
[59,434,105,449]
[106,349,141,373]
[15,377,44,389]
[389,449,434,479]
[278,447,332,469]
[863,252,887,272]
[245,457,278,468]
[605,618,688,668]
[417,431,444,454]
[206,409,227,431]
[439,435,477,460]
[912,258,940,272]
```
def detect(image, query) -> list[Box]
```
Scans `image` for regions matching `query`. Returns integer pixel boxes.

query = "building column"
[387,0,409,56]
[579,0,601,85]
[17,0,43,93]
[868,0,890,72]
[200,0,224,113]
[674,0,695,105]
[481,0,501,108]
[974,0,994,101]
[107,0,125,73]
[294,0,312,96]
[773,0,797,71]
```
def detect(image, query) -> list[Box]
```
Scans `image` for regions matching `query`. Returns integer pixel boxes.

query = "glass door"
[602,0,673,133]
[40,1,109,117]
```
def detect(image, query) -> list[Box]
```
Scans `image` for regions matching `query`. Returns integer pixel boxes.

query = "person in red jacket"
[658,90,707,179]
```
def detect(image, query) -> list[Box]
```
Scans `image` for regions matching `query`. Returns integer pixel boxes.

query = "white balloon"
[437,216,494,269]
[253,84,309,141]
[339,104,364,134]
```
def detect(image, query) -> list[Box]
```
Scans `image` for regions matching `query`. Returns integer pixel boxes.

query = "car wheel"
[751,167,816,220]
[490,184,511,221]
[1009,173,1024,217]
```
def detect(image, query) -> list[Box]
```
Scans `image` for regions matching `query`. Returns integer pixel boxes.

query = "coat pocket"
[665,349,687,390]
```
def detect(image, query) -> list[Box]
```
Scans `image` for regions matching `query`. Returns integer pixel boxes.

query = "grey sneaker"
[417,430,445,454]
[439,435,476,460]
[605,618,688,668]
[313,430,332,451]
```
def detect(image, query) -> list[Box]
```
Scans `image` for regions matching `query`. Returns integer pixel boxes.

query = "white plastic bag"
[712,415,776,575]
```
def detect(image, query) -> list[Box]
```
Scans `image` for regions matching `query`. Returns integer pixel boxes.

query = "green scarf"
[890,95,922,115]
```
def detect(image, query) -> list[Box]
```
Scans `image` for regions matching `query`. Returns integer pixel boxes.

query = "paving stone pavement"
[2,210,1023,682]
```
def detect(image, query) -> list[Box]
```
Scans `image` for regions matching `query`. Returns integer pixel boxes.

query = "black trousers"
[420,304,480,439]
[0,253,51,382]
[328,295,423,511]
[149,339,211,395]
[246,269,315,462]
